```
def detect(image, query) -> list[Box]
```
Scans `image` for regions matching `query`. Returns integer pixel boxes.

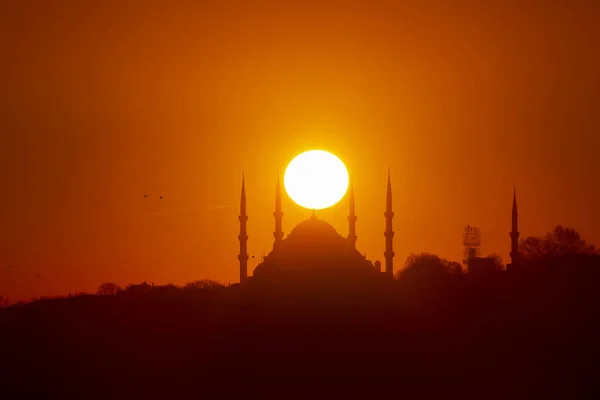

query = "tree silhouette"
[447,261,463,274]
[97,282,120,295]
[397,253,460,281]
[519,236,546,260]
[487,253,505,270]
[183,279,225,291]
[519,225,599,260]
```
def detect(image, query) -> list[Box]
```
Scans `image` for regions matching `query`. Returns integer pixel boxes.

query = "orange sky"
[1,1,599,301]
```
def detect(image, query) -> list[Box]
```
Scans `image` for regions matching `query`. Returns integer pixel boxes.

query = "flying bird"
[160,196,163,200]
[144,195,149,199]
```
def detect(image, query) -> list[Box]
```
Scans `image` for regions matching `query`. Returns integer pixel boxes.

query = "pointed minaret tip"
[276,172,282,193]
[347,176,357,248]
[273,174,284,246]
[386,168,392,202]
[348,179,356,216]
[238,171,249,283]
[384,168,394,277]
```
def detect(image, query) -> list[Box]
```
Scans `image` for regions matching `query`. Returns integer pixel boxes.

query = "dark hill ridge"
[2,257,600,399]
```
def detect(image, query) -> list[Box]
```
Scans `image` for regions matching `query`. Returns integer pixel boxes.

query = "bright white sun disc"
[284,150,349,210]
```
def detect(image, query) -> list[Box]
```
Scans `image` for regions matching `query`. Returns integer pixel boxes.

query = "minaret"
[273,173,284,249]
[510,186,520,265]
[238,174,249,283]
[384,169,395,278]
[347,179,357,249]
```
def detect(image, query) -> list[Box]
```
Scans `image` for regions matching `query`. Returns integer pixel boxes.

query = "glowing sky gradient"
[1,1,599,301]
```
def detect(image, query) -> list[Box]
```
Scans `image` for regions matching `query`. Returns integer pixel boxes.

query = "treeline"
[2,224,597,308]
[1,225,599,398]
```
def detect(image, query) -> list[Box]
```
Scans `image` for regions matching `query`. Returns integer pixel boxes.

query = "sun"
[284,150,349,210]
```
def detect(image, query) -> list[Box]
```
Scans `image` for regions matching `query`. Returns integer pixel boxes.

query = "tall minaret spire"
[384,168,395,278]
[238,173,249,283]
[347,178,357,250]
[273,172,284,249]
[510,186,520,265]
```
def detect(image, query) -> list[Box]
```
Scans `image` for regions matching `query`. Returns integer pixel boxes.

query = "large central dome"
[252,215,379,282]
[287,215,341,243]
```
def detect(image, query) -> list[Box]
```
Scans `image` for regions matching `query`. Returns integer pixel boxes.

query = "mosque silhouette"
[237,170,522,283]
[237,171,396,283]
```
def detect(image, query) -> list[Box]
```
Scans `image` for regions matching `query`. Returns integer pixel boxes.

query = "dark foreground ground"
[2,259,600,399]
